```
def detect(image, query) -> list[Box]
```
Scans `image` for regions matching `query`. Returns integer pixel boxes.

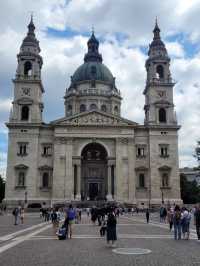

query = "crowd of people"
[159,204,200,241]
[9,202,200,245]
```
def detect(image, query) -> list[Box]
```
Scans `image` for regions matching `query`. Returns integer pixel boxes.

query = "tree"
[0,175,5,203]
[180,173,200,204]
[194,140,200,169]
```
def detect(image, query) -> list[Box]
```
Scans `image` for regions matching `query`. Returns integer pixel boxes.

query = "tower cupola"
[84,31,102,63]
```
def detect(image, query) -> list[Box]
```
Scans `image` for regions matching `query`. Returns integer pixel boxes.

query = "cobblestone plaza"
[0,212,199,266]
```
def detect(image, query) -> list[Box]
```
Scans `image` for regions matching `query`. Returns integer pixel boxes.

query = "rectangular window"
[17,172,25,187]
[17,143,28,156]
[139,173,145,188]
[136,146,146,158]
[42,144,52,156]
[159,145,169,157]
[161,173,169,187]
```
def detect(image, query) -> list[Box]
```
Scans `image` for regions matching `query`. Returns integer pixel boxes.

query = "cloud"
[0,99,12,112]
[0,0,200,174]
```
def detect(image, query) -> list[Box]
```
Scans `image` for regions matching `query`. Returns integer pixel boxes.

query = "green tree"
[180,173,200,204]
[0,175,5,203]
[194,140,200,169]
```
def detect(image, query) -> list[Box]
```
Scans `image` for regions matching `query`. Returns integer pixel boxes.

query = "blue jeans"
[174,222,181,239]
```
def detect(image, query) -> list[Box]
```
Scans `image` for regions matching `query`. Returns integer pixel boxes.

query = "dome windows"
[90,104,97,111]
[101,105,107,112]
[80,104,86,113]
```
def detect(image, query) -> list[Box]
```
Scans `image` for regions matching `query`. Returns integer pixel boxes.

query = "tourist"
[12,206,20,225]
[181,207,192,240]
[146,208,150,223]
[67,204,76,239]
[100,219,107,236]
[194,204,200,241]
[173,205,182,240]
[167,207,173,231]
[86,207,90,217]
[51,209,58,234]
[20,207,25,224]
[106,211,117,247]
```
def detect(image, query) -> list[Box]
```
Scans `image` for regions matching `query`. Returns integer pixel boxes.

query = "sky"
[0,0,200,178]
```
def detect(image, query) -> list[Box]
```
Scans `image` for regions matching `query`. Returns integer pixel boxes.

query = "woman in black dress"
[106,211,117,247]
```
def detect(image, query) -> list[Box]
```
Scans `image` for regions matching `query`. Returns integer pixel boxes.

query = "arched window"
[156,65,164,79]
[162,173,169,187]
[101,105,107,112]
[24,61,32,76]
[139,173,145,188]
[67,105,72,115]
[42,172,49,188]
[159,108,166,123]
[21,106,29,121]
[114,105,118,115]
[80,104,86,113]
[91,65,96,75]
[90,104,97,110]
[18,172,25,187]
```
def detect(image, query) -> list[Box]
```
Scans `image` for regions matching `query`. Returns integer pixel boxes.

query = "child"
[100,220,107,236]
[57,216,69,240]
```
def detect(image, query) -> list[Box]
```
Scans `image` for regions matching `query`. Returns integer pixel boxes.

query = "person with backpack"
[173,205,182,240]
[12,206,20,225]
[67,204,76,239]
[181,208,192,240]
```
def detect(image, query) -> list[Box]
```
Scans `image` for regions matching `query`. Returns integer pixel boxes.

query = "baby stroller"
[57,217,68,240]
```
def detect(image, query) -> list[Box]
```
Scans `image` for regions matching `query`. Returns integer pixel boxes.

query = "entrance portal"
[81,143,107,200]
[89,183,98,200]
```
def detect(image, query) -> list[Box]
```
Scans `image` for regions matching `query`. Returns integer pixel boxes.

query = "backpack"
[12,208,16,216]
[175,211,181,221]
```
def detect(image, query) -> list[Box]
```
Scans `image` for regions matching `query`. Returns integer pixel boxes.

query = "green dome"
[72,62,114,84]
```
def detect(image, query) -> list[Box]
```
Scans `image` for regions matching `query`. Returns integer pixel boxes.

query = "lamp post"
[161,188,164,204]
[24,191,28,207]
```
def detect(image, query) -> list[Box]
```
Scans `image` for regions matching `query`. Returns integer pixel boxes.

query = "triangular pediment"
[51,110,137,126]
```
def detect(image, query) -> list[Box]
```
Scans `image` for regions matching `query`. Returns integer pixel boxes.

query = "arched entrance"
[81,143,107,200]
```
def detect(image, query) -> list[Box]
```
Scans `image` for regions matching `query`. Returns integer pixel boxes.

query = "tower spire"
[153,17,161,40]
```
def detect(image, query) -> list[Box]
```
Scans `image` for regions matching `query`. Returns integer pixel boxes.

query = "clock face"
[157,91,166,98]
[21,87,30,96]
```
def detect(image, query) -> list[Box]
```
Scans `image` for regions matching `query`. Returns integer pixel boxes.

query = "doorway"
[81,143,108,200]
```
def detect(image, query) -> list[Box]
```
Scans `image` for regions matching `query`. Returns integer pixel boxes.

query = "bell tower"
[10,16,44,124]
[144,19,177,126]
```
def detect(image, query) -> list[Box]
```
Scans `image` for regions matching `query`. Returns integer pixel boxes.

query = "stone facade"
[5,18,181,208]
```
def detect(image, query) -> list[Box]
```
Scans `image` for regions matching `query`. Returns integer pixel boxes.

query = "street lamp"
[161,188,164,204]
[25,191,28,205]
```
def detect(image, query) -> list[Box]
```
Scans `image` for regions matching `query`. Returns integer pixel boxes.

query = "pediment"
[51,110,137,126]
[15,164,28,169]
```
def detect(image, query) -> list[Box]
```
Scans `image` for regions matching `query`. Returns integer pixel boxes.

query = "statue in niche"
[95,150,100,160]
[87,151,92,160]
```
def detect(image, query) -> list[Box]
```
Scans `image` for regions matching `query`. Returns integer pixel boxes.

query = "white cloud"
[0,0,200,169]
[0,99,12,112]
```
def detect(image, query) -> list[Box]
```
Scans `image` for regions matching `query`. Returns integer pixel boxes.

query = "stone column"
[113,165,116,199]
[75,163,81,200]
[106,164,113,201]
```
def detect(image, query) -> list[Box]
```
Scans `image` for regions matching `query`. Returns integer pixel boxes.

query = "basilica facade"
[5,18,181,207]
